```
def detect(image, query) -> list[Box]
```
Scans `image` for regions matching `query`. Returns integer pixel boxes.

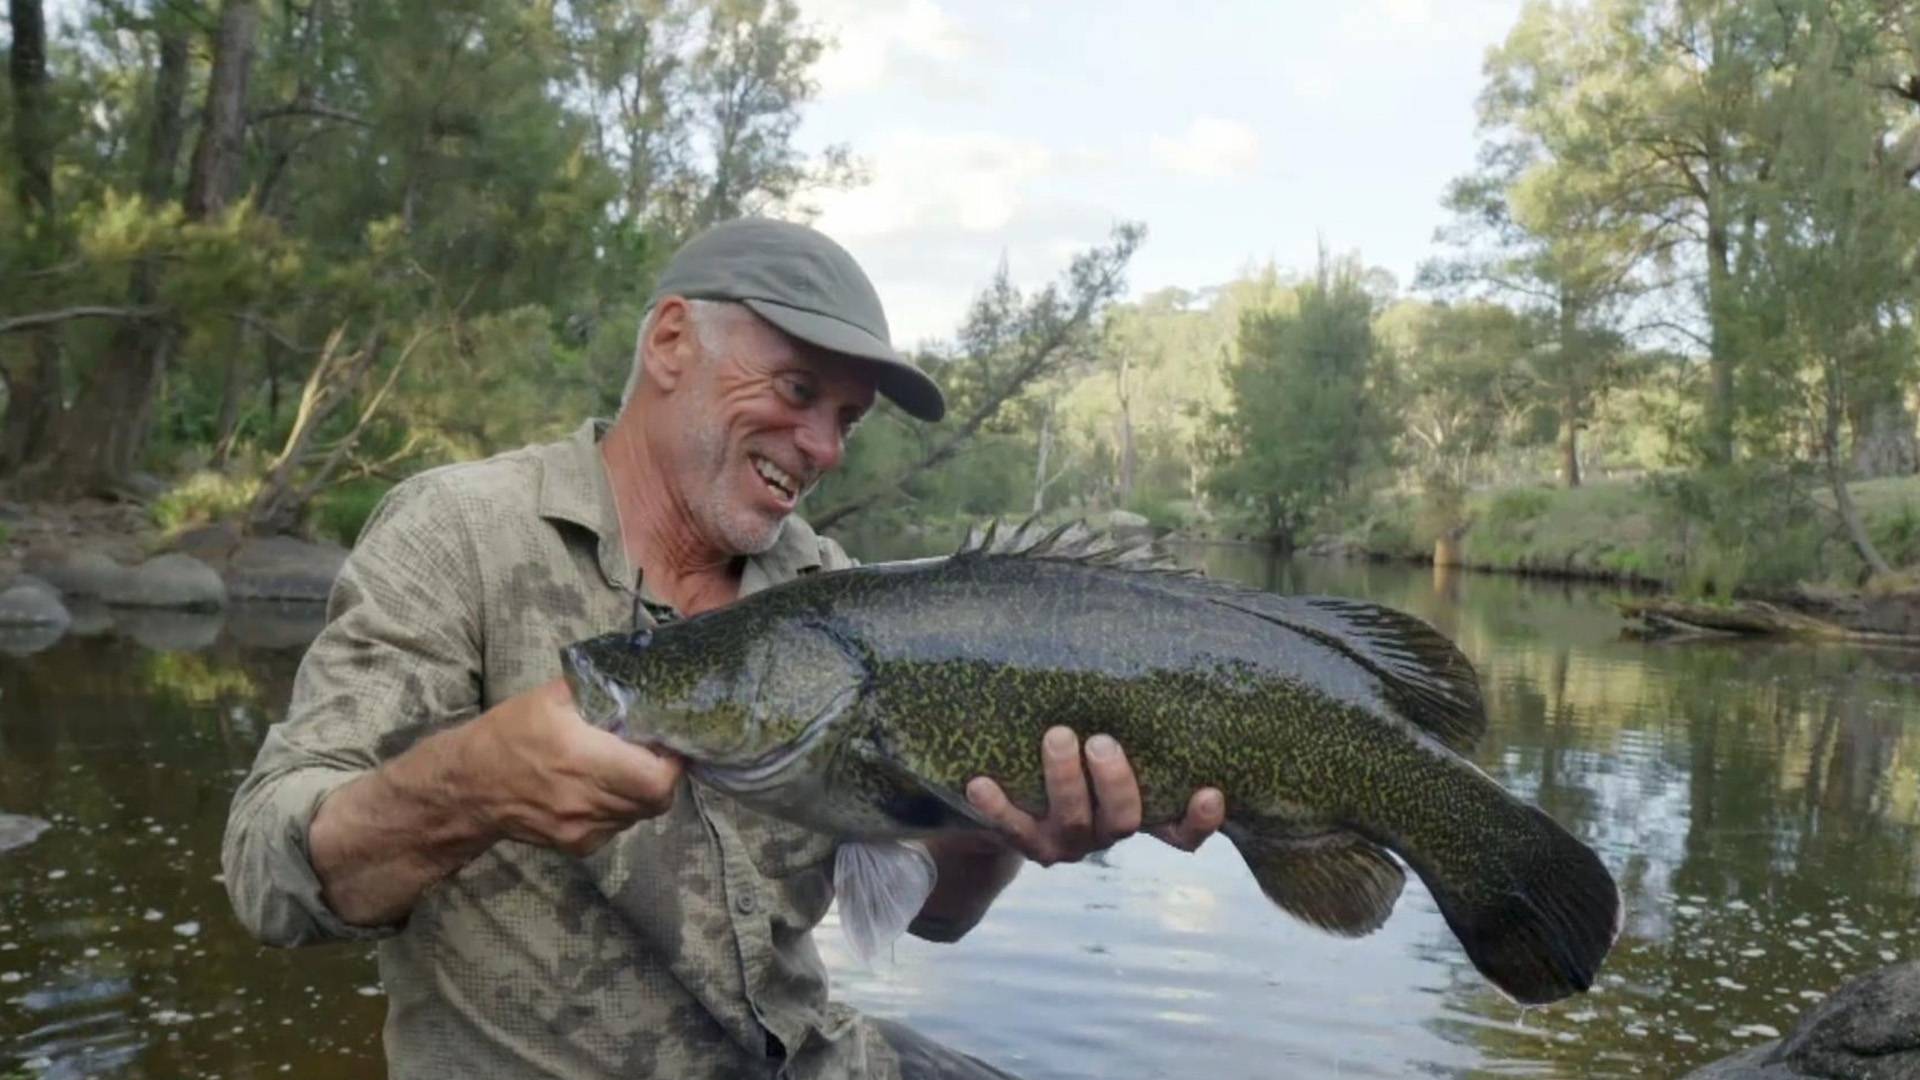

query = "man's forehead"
[736,312,878,404]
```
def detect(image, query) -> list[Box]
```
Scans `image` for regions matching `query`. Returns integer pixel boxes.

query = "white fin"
[834,840,937,967]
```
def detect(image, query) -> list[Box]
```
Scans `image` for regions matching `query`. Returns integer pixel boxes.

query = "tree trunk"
[0,336,61,471]
[184,0,260,220]
[3,0,61,478]
[1848,397,1918,479]
[1114,350,1136,504]
[1031,403,1053,515]
[1558,417,1581,489]
[1824,364,1893,578]
[7,0,52,215]
[1703,205,1737,466]
[41,2,255,493]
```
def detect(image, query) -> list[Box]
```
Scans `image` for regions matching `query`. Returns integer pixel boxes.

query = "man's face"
[671,308,876,555]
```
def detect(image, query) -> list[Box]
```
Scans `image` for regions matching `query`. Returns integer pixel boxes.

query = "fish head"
[561,611,868,780]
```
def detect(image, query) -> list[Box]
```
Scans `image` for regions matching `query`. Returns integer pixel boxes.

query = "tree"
[809,224,1145,530]
[1480,0,1797,466]
[1209,252,1388,550]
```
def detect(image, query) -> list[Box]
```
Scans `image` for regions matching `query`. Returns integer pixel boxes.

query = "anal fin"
[835,840,938,966]
[1221,822,1405,937]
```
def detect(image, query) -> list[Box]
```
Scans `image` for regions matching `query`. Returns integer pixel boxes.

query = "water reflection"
[3,549,1918,1078]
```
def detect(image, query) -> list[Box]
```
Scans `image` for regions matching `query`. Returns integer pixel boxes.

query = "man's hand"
[463,678,684,856]
[963,726,1226,866]
[309,677,682,928]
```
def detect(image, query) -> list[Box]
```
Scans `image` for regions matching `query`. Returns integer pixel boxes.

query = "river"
[2,547,1917,1078]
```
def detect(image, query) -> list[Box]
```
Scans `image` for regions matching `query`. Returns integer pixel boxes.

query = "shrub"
[152,471,261,533]
[310,479,394,546]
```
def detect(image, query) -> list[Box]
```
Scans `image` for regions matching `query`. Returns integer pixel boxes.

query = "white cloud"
[809,129,1119,346]
[803,0,971,99]
[1149,116,1261,181]
[813,130,1053,240]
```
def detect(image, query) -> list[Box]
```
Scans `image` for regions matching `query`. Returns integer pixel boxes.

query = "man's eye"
[780,376,816,405]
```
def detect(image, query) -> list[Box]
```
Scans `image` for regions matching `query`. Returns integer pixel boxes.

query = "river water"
[2,547,1917,1078]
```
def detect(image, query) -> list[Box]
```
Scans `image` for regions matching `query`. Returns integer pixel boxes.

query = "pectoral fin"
[835,840,938,966]
[1222,821,1405,937]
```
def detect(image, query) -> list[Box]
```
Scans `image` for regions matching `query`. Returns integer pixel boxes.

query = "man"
[222,219,1226,1079]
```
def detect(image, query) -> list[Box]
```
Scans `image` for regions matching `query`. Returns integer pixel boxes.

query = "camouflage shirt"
[223,420,905,1080]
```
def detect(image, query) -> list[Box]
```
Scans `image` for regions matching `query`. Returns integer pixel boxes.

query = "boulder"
[224,536,347,602]
[24,548,130,599]
[1685,962,1920,1079]
[0,574,71,629]
[1104,509,1151,531]
[0,623,66,657]
[0,813,50,855]
[102,552,227,610]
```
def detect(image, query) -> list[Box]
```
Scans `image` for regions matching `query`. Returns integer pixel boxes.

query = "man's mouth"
[751,454,801,502]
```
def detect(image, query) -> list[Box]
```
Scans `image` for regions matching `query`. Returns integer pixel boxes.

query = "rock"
[24,548,130,599]
[1104,509,1151,530]
[224,536,347,602]
[169,521,245,566]
[0,575,71,629]
[0,813,50,855]
[1685,962,1920,1078]
[0,500,28,524]
[102,553,227,610]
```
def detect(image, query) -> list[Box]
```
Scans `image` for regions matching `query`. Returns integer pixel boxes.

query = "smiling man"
[222,219,1224,1080]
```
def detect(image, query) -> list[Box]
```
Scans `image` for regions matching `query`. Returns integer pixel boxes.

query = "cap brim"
[743,298,946,422]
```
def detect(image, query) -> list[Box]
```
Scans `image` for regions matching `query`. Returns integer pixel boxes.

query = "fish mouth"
[561,645,633,735]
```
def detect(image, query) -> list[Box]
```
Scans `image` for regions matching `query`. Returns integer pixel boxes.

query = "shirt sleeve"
[221,474,485,947]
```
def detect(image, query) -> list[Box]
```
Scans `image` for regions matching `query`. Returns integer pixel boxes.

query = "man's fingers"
[1149,788,1226,852]
[965,776,1053,864]
[1083,734,1141,842]
[1038,727,1093,855]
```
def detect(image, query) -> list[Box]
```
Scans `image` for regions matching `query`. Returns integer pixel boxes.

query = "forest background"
[6,0,1920,599]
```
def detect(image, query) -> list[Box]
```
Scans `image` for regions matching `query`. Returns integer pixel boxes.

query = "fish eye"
[627,628,653,652]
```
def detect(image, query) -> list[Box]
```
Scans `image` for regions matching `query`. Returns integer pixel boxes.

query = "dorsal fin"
[1200,590,1485,753]
[953,517,1191,576]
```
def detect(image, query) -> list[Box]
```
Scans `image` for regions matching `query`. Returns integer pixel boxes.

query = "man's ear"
[641,297,698,393]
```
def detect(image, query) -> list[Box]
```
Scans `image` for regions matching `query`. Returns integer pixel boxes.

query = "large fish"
[562,523,1621,1004]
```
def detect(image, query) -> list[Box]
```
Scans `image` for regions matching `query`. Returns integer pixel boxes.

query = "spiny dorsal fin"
[1201,590,1485,753]
[954,517,1191,576]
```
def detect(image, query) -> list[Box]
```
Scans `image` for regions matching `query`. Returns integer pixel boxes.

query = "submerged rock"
[102,553,226,611]
[0,574,70,629]
[224,536,346,602]
[0,813,51,855]
[1686,961,1920,1078]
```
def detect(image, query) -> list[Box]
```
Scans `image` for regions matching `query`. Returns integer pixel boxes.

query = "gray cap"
[647,218,946,421]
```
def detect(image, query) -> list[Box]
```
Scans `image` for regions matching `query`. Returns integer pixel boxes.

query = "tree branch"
[0,306,164,335]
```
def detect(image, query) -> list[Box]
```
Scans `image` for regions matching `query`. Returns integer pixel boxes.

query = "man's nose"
[793,410,844,473]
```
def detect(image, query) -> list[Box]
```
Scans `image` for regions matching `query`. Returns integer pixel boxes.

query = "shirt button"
[735,891,757,915]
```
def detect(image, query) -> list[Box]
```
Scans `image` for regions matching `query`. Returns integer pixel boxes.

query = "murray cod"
[562,523,1622,1004]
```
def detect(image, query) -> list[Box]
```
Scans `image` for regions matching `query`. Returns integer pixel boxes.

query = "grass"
[1329,472,1920,597]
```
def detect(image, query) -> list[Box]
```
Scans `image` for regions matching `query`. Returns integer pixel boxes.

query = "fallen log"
[1617,596,1920,647]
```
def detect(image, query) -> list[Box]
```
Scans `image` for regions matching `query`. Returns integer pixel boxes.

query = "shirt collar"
[536,418,826,596]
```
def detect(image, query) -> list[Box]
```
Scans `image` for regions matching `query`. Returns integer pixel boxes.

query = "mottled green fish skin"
[563,540,1621,1004]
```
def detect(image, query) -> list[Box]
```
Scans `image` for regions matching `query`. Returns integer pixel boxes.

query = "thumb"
[578,724,684,804]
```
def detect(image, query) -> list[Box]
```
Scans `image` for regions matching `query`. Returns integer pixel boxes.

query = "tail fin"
[1415,805,1622,1005]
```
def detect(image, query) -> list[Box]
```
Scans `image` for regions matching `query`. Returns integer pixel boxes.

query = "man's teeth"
[753,457,797,498]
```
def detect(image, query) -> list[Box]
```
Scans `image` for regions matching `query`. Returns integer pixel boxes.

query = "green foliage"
[151,471,262,534]
[1209,252,1390,547]
[310,479,394,547]
[1648,467,1829,595]
[1485,488,1553,531]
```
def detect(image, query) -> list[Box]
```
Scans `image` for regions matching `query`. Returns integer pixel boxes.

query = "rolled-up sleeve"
[222,474,484,947]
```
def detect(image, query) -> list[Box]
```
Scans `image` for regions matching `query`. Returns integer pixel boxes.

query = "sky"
[792,0,1529,348]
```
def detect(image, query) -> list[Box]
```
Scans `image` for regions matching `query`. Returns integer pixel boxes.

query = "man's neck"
[598,416,740,616]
